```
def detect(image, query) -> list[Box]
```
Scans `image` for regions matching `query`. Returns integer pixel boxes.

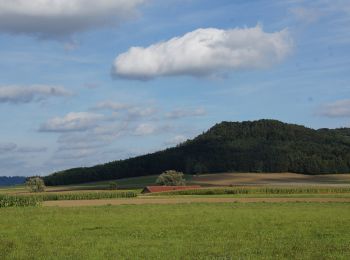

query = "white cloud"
[0,0,145,39]
[112,25,293,80]
[63,40,80,51]
[16,146,47,153]
[93,101,132,111]
[165,108,206,119]
[0,143,48,176]
[289,7,322,24]
[39,112,105,132]
[165,135,187,146]
[0,85,72,103]
[318,99,350,118]
[133,123,171,136]
[0,142,47,154]
[0,142,17,152]
[134,123,157,136]
[55,148,96,160]
[127,107,158,119]
[92,100,157,119]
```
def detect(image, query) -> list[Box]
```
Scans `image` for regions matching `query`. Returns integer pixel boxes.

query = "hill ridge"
[44,119,350,185]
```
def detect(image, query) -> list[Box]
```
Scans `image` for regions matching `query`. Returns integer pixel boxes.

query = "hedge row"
[154,187,350,196]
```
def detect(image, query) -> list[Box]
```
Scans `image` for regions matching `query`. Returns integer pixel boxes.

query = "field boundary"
[43,197,350,207]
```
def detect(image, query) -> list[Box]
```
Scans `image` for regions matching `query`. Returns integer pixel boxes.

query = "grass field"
[1,173,350,258]
[1,203,350,259]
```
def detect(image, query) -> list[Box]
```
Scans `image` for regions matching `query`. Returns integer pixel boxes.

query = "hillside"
[0,176,26,187]
[44,119,350,185]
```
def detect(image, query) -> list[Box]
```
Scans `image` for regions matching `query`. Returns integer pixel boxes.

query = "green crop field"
[1,203,350,259]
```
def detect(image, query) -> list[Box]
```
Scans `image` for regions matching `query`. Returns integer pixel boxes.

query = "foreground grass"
[1,203,350,259]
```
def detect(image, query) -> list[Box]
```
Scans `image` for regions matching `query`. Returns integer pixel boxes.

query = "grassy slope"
[1,203,350,259]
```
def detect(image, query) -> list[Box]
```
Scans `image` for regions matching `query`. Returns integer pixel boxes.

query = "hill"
[0,176,26,187]
[44,119,350,185]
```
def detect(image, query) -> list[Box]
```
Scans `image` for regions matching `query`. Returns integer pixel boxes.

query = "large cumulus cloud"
[112,25,293,80]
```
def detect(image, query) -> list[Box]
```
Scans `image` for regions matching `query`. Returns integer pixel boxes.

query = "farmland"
[1,173,350,259]
[1,203,350,259]
[190,172,350,186]
[2,172,350,196]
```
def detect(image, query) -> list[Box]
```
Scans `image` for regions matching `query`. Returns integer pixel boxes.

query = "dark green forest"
[44,120,350,185]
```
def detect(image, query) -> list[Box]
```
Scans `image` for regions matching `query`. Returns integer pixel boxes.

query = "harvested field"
[43,196,350,207]
[191,172,350,186]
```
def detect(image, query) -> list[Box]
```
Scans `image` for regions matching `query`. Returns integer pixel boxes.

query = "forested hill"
[0,176,26,187]
[44,119,350,185]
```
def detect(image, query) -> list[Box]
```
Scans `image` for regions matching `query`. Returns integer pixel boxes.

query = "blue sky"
[0,0,349,176]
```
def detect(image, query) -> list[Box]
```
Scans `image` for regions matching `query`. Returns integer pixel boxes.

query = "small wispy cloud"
[289,7,323,24]
[165,108,206,119]
[93,101,132,111]
[0,85,72,104]
[317,99,350,118]
[39,112,105,132]
[165,135,187,146]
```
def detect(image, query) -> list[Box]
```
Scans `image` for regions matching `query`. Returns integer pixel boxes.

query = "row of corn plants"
[154,186,350,196]
[33,191,137,201]
[0,194,42,208]
[0,191,137,208]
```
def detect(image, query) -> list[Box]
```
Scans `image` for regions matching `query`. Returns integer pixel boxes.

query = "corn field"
[34,191,137,201]
[155,187,350,196]
[0,195,41,208]
[0,191,137,208]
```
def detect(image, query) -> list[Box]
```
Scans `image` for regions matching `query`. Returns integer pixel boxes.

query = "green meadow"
[1,203,350,259]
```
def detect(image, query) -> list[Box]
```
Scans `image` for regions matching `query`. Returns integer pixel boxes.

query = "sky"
[0,0,350,177]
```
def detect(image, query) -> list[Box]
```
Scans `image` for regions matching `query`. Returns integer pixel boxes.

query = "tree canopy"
[156,170,186,186]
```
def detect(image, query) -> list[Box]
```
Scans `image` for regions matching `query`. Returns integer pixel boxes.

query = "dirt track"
[43,197,350,207]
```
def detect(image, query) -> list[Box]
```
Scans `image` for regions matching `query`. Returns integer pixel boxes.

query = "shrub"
[108,181,118,190]
[156,170,186,186]
[26,177,46,193]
